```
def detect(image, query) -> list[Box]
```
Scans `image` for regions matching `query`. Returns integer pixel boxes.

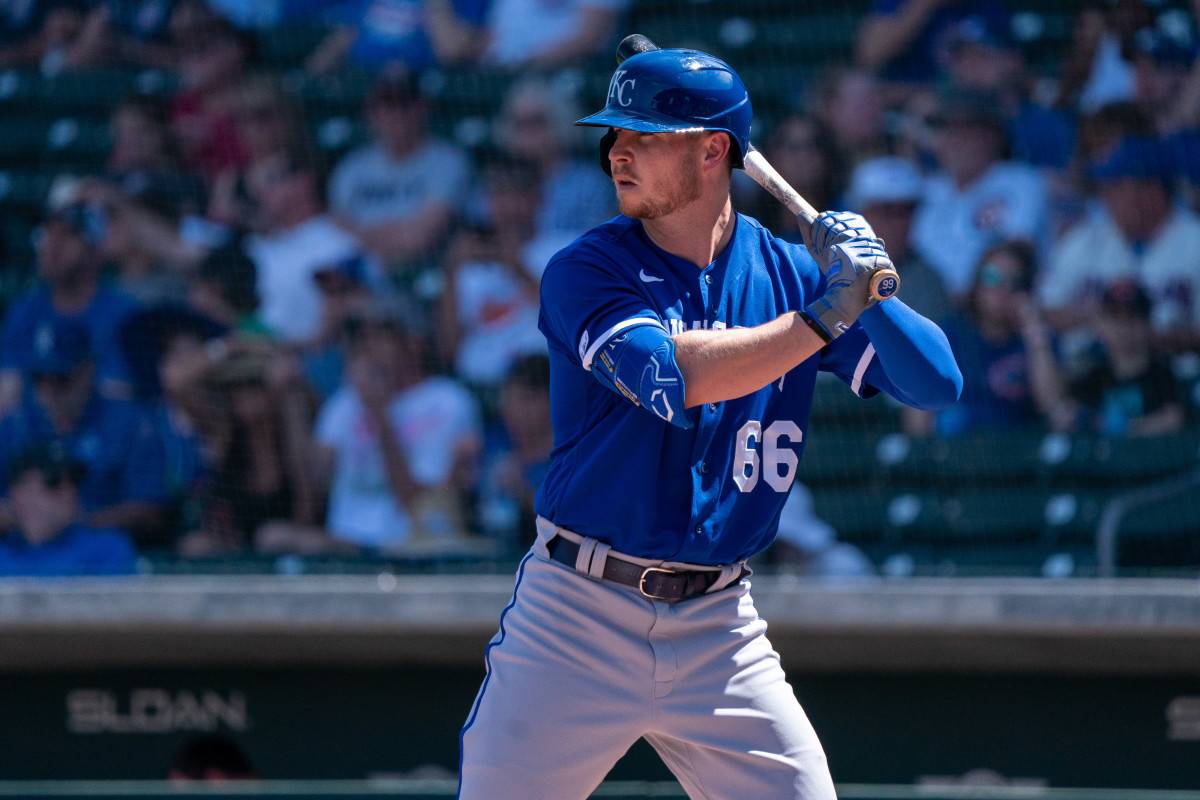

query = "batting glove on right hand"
[802,236,893,342]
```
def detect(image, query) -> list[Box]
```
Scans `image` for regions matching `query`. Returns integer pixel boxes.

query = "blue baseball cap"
[1134,27,1197,67]
[946,13,1014,51]
[45,201,108,248]
[28,317,92,376]
[1088,135,1173,183]
[313,254,369,289]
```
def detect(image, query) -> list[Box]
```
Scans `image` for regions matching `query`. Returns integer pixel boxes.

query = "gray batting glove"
[801,211,879,275]
[801,237,893,341]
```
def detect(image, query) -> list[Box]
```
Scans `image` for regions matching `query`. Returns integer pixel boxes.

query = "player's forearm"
[857,300,962,410]
[673,312,825,407]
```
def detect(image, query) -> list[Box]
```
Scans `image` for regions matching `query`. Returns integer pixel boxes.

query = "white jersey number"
[732,420,803,493]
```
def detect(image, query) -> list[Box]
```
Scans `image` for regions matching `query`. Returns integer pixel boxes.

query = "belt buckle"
[639,566,680,600]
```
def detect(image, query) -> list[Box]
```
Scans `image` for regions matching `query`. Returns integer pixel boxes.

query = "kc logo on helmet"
[608,70,637,107]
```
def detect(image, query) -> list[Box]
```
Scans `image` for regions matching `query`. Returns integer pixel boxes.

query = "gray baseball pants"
[458,518,837,800]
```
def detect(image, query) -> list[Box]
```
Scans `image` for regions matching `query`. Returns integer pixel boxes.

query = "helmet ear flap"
[599,128,617,176]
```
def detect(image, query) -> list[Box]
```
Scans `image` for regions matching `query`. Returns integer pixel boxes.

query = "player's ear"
[701,132,732,175]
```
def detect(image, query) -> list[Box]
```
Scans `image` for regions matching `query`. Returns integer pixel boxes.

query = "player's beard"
[617,161,703,220]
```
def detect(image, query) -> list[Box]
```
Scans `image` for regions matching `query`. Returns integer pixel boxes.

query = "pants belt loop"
[574,538,600,581]
[707,562,746,594]
[588,541,611,582]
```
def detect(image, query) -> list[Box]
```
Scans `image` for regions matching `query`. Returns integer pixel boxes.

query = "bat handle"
[742,148,899,302]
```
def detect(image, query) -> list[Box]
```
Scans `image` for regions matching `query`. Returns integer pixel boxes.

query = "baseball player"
[458,48,962,800]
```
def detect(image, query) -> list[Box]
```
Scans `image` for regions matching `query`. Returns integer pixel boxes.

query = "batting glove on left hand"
[802,236,894,341]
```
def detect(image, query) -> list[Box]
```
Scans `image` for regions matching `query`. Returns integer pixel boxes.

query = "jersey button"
[708,403,718,412]
[704,273,713,285]
[694,525,703,535]
[699,461,709,474]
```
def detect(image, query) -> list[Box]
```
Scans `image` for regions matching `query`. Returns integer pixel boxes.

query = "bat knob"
[870,269,900,302]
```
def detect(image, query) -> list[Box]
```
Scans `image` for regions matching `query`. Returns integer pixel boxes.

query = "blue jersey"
[0,394,167,512]
[0,524,137,577]
[1,285,138,387]
[536,213,902,565]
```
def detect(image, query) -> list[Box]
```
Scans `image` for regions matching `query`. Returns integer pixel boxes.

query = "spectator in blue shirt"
[0,442,137,577]
[856,0,1011,84]
[932,240,1064,436]
[0,197,139,415]
[0,317,167,543]
[306,0,489,74]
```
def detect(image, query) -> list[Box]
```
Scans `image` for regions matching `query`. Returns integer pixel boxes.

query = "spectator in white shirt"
[911,88,1050,298]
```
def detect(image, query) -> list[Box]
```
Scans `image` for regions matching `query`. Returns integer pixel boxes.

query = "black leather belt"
[547,536,743,601]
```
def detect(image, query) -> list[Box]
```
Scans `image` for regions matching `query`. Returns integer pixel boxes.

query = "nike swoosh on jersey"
[639,269,664,283]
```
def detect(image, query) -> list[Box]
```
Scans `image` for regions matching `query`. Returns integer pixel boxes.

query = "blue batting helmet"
[576,48,753,170]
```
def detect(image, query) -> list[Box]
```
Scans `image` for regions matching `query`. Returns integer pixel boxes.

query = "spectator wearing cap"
[939,11,1075,171]
[0,317,167,542]
[304,0,489,74]
[257,296,483,554]
[305,255,375,399]
[0,195,139,414]
[244,147,375,345]
[0,442,137,577]
[188,243,269,337]
[1130,26,1198,134]
[1047,280,1186,437]
[328,71,470,279]
[845,156,953,324]
[855,0,1011,84]
[910,87,1050,298]
[1040,134,1200,350]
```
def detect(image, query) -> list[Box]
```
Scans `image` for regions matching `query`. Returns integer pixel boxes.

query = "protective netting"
[0,0,1198,577]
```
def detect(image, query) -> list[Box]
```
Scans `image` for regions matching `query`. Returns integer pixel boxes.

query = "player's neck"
[641,194,735,269]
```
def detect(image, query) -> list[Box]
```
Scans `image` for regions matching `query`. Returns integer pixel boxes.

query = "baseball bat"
[614,34,900,302]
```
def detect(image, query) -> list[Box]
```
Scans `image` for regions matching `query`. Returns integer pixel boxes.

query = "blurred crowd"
[0,0,1198,575]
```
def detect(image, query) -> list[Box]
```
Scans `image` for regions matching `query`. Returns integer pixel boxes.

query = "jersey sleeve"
[816,325,882,399]
[538,247,666,372]
[539,245,696,427]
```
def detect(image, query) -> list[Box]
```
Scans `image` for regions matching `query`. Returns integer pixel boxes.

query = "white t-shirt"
[482,0,627,65]
[316,378,482,547]
[911,161,1049,296]
[1039,206,1200,331]
[452,259,547,385]
[247,215,363,343]
[328,139,470,226]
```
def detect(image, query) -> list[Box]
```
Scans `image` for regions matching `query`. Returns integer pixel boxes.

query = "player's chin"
[617,193,658,220]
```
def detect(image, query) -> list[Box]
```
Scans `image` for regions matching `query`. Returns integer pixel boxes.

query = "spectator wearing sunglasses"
[923,240,1064,436]
[0,442,137,577]
[0,317,168,543]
